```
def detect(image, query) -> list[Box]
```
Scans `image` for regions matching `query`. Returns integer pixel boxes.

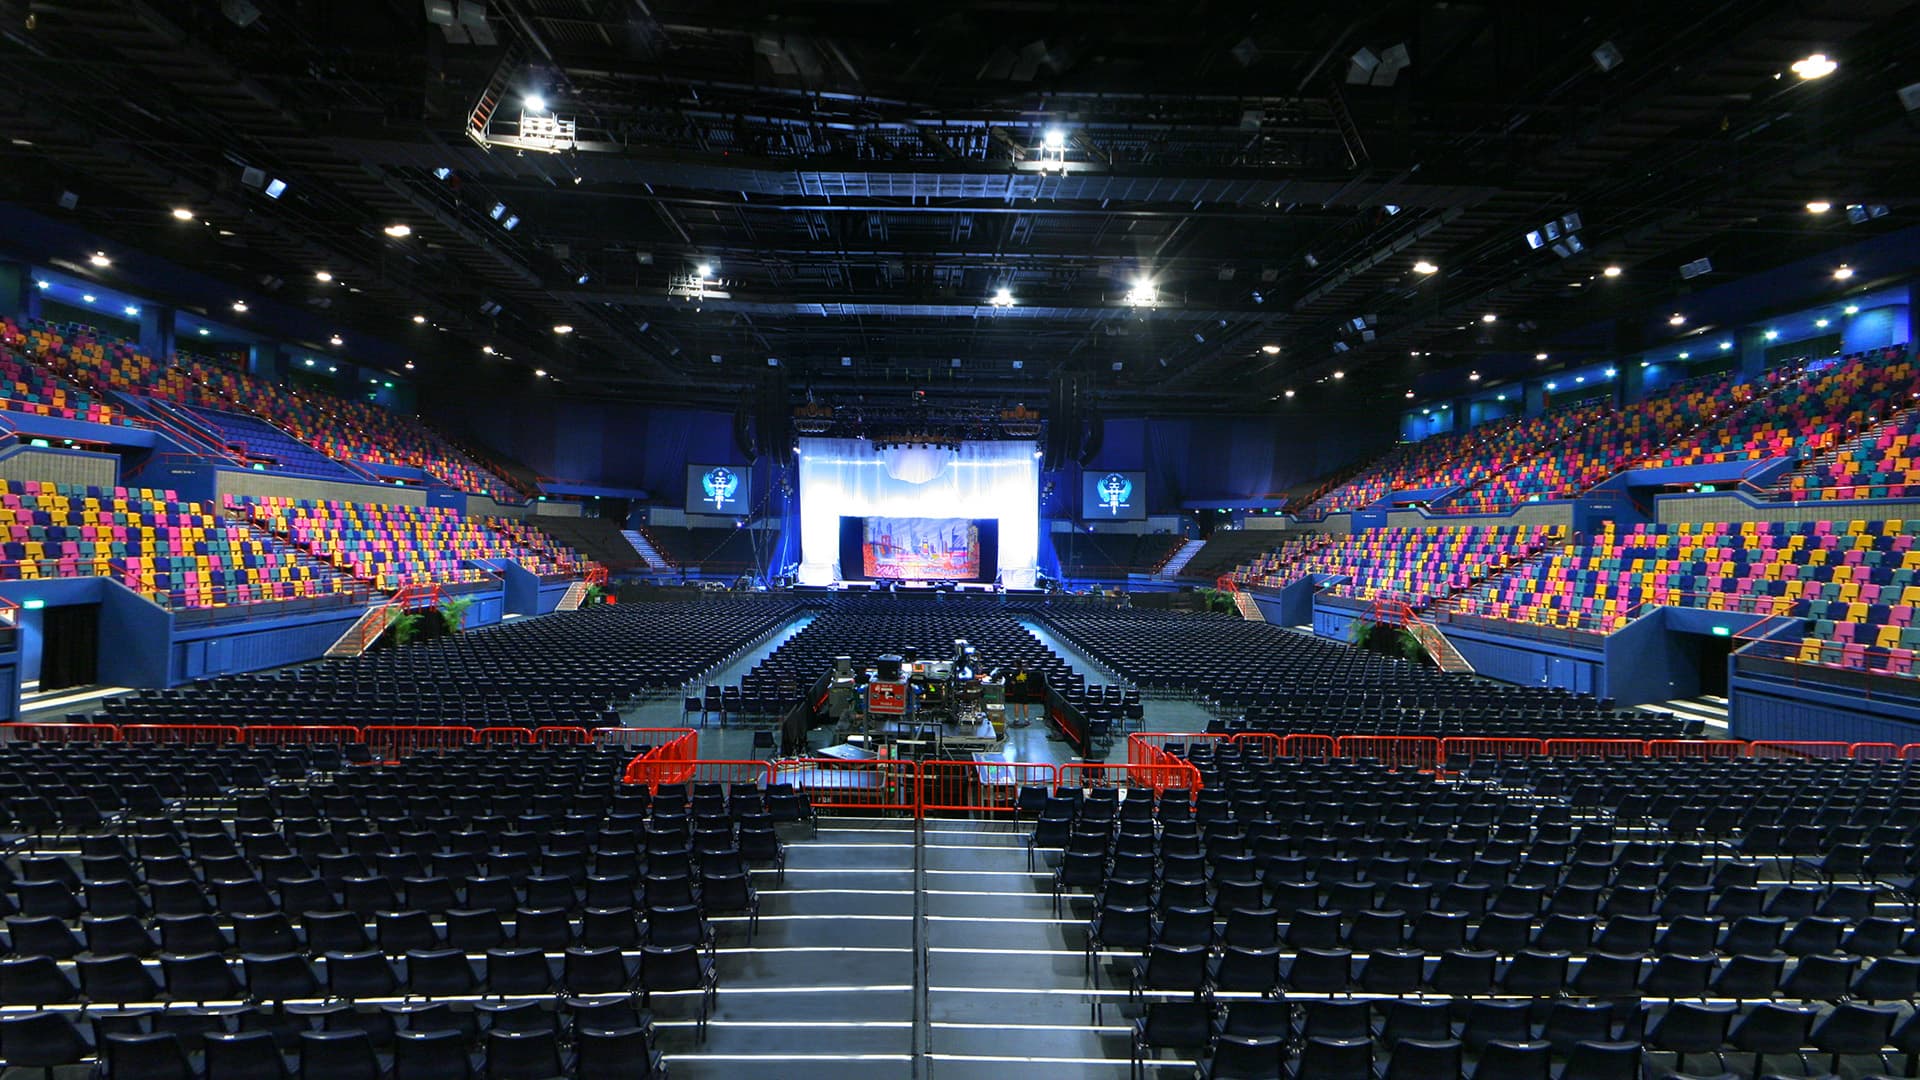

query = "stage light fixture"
[502,215,519,231]
[1331,370,1345,380]
[1791,53,1837,80]
[1833,265,1854,280]
[1481,313,1497,323]
[1606,367,1617,377]
[1285,390,1295,398]
[1679,351,1691,359]
[1546,381,1557,390]
[577,273,591,285]
[1404,389,1414,398]
[1815,318,1830,328]
[534,368,547,377]
[171,207,194,221]
[198,328,210,336]
[490,203,506,221]
[88,251,111,268]
[304,358,314,366]
[1603,265,1622,277]
[1469,371,1481,381]
[404,361,415,370]
[383,224,412,238]
[81,294,94,303]
[1412,260,1438,274]
[1125,278,1157,306]
[1806,200,1832,214]
[482,346,495,355]
[1535,352,1549,361]
[1110,361,1123,371]
[1575,376,1585,384]
[327,365,336,373]
[1042,127,1065,149]
[990,287,1014,307]
[696,263,714,279]
[34,280,48,290]
[1496,393,1507,401]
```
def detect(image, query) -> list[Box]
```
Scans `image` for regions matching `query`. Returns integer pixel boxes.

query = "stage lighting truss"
[667,271,730,301]
[998,404,1043,438]
[792,400,836,434]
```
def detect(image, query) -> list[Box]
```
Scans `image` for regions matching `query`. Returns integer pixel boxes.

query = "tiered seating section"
[1645,348,1918,468]
[1232,525,1563,607]
[234,499,578,592]
[484,517,595,578]
[21,319,524,499]
[1307,415,1539,512]
[0,318,130,425]
[0,481,352,609]
[1783,405,1920,502]
[179,405,363,482]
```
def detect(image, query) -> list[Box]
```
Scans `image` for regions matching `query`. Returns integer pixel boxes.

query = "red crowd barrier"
[1750,740,1853,760]
[1232,733,1286,757]
[1544,739,1645,758]
[1646,739,1746,758]
[477,727,533,744]
[120,724,242,745]
[623,731,700,790]
[1440,737,1544,763]
[536,727,589,745]
[244,726,362,746]
[1336,735,1440,770]
[1849,742,1900,760]
[1283,734,1338,758]
[919,759,1058,815]
[0,722,119,743]
[364,725,475,761]
[679,759,777,793]
[595,727,695,750]
[775,757,919,813]
[1060,760,1203,798]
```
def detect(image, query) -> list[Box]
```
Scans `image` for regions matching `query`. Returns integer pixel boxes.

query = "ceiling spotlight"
[314,270,333,283]
[1833,265,1854,280]
[263,179,287,199]
[171,208,194,221]
[1412,260,1438,275]
[552,324,574,335]
[1791,53,1838,80]
[1125,278,1157,306]
[1764,329,1779,340]
[1605,367,1618,377]
[1331,370,1345,380]
[1844,304,1860,315]
[34,280,49,290]
[1679,351,1691,359]
[1405,389,1415,398]
[1042,127,1066,149]
[1468,371,1481,381]
[523,93,548,112]
[1284,389,1295,399]
[404,361,415,370]
[695,263,713,279]
[501,215,519,231]
[329,334,343,346]
[1719,341,1733,350]
[482,346,495,355]
[1261,344,1281,355]
[1481,313,1497,323]
[1815,317,1830,328]
[383,224,412,238]
[1668,313,1687,326]
[1806,200,1832,214]
[88,251,111,268]
[990,287,1014,307]
[412,314,426,324]
[1602,265,1623,277]
[489,203,507,221]
[534,368,547,377]
[231,301,248,313]
[1546,381,1558,390]
[123,305,139,316]
[327,365,336,373]
[1536,352,1549,361]
[81,294,95,303]
[197,328,210,336]
[1496,393,1507,401]
[304,358,315,367]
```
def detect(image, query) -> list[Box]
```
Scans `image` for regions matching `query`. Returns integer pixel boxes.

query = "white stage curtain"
[796,437,1039,588]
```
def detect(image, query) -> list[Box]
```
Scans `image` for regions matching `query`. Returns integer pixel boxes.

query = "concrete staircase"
[623,528,670,570]
[556,580,590,611]
[1154,538,1207,580]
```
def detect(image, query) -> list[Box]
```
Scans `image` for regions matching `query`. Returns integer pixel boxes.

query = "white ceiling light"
[1284,390,1295,398]
[1125,278,1157,306]
[1331,370,1345,380]
[197,328,210,336]
[1815,318,1830,328]
[553,324,574,335]
[523,93,548,112]
[990,287,1014,307]
[1844,304,1859,315]
[1412,260,1438,275]
[88,251,111,268]
[1042,127,1066,149]
[329,334,343,346]
[534,368,547,377]
[123,305,139,316]
[383,224,412,238]
[1468,371,1481,381]
[1833,265,1854,280]
[1602,265,1622,277]
[1668,313,1686,326]
[695,263,713,279]
[1535,352,1549,361]
[1806,201,1832,214]
[314,270,333,283]
[482,345,495,355]
[1261,344,1281,355]
[171,208,194,221]
[1480,313,1497,323]
[412,315,426,324]
[1791,53,1838,80]
[231,301,248,313]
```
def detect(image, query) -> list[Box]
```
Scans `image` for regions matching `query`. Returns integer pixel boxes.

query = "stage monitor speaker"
[876,654,904,680]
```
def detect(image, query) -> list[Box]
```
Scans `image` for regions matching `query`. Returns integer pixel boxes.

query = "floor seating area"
[99,599,796,730]
[0,318,130,425]
[1044,742,1920,1079]
[0,480,355,610]
[1055,532,1188,579]
[0,739,803,1076]
[234,498,567,591]
[1233,525,1563,607]
[1040,608,1684,738]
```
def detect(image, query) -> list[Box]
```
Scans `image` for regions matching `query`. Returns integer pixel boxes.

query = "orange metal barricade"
[1750,741,1853,759]
[477,727,533,744]
[1283,734,1337,758]
[622,732,700,790]
[1059,760,1203,797]
[1645,740,1746,758]
[535,727,589,745]
[1543,739,1645,758]
[1850,742,1900,760]
[0,722,119,743]
[1439,737,1543,763]
[1902,744,1920,760]
[364,726,476,761]
[594,727,696,750]
[1336,735,1440,770]
[1127,731,1226,754]
[120,724,242,745]
[680,759,777,794]
[775,757,919,813]
[919,759,1058,815]
[1231,733,1286,757]
[243,726,361,746]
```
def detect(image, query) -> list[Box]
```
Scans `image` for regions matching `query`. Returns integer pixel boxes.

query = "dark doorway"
[40,604,100,691]
[1692,633,1733,698]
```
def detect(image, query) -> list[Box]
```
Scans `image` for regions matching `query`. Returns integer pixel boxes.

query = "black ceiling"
[1,0,1916,412]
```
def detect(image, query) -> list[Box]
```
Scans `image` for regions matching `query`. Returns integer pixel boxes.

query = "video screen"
[1082,470,1146,520]
[839,516,999,582]
[686,464,751,515]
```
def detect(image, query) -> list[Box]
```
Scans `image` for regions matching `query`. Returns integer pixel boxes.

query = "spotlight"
[412,315,426,324]
[1602,265,1623,277]
[990,287,1014,307]
[1844,304,1860,315]
[1284,389,1295,399]
[304,358,314,366]
[1481,313,1497,323]
[1496,393,1507,401]
[1833,265,1854,280]
[553,324,574,335]
[263,179,287,199]
[34,280,48,290]
[490,203,506,221]
[482,346,495,355]
[1679,351,1690,359]
[314,270,333,283]
[1331,370,1345,380]
[433,167,452,180]
[1412,260,1438,275]
[1719,341,1733,350]
[1043,127,1066,149]
[327,365,336,373]
[88,251,111,268]
[1546,381,1558,390]
[534,368,547,377]
[404,361,415,370]
[1535,352,1549,361]
[81,294,94,303]
[501,215,519,231]
[1791,53,1838,80]
[1668,313,1686,326]
[1125,278,1157,306]
[123,305,139,316]
[329,334,343,346]
[1605,367,1617,377]
[231,301,248,313]
[576,273,590,285]
[383,224,412,238]
[171,207,194,221]
[1806,201,1832,214]
[523,93,547,112]
[1261,344,1281,355]
[1575,376,1586,384]
[1815,318,1830,328]
[1764,329,1779,340]
[1469,371,1481,381]
[197,328,210,336]
[696,263,713,279]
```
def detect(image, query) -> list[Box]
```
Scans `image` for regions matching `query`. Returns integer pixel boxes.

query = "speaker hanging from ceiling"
[733,397,759,462]
[759,368,792,469]
[1076,406,1104,466]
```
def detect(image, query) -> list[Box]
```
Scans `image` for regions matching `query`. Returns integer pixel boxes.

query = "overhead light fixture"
[1791,53,1838,80]
[1764,329,1779,340]
[490,203,506,221]
[695,263,713,279]
[1719,341,1733,350]
[263,179,287,199]
[123,305,139,316]
[383,224,412,238]
[34,280,49,290]
[990,287,1014,307]
[1575,376,1586,384]
[533,368,547,377]
[1605,367,1617,377]
[231,301,248,313]
[1412,260,1438,275]
[482,345,495,355]
[1546,381,1558,390]
[433,167,452,180]
[523,93,547,112]
[1261,344,1281,355]
[314,270,333,283]
[553,324,574,335]
[1535,352,1549,361]
[329,334,343,346]
[1125,278,1157,306]
[501,215,519,231]
[81,294,95,303]
[1679,351,1691,359]
[327,365,336,373]
[1481,313,1497,323]
[1331,370,1345,380]
[405,361,415,370]
[1042,127,1066,149]
[1844,304,1860,315]
[1405,389,1415,398]
[1833,264,1854,280]
[1815,318,1830,328]
[197,328,210,336]
[1602,265,1622,277]
[1668,313,1687,326]
[88,251,111,268]
[1284,389,1295,399]
[412,314,426,324]
[1468,371,1481,381]
[171,208,194,221]
[1806,200,1832,214]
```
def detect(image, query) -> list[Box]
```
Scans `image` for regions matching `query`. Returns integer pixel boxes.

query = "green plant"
[439,596,474,634]
[584,583,608,606]
[1394,627,1431,664]
[1347,618,1377,646]
[1196,587,1238,616]
[390,611,424,647]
